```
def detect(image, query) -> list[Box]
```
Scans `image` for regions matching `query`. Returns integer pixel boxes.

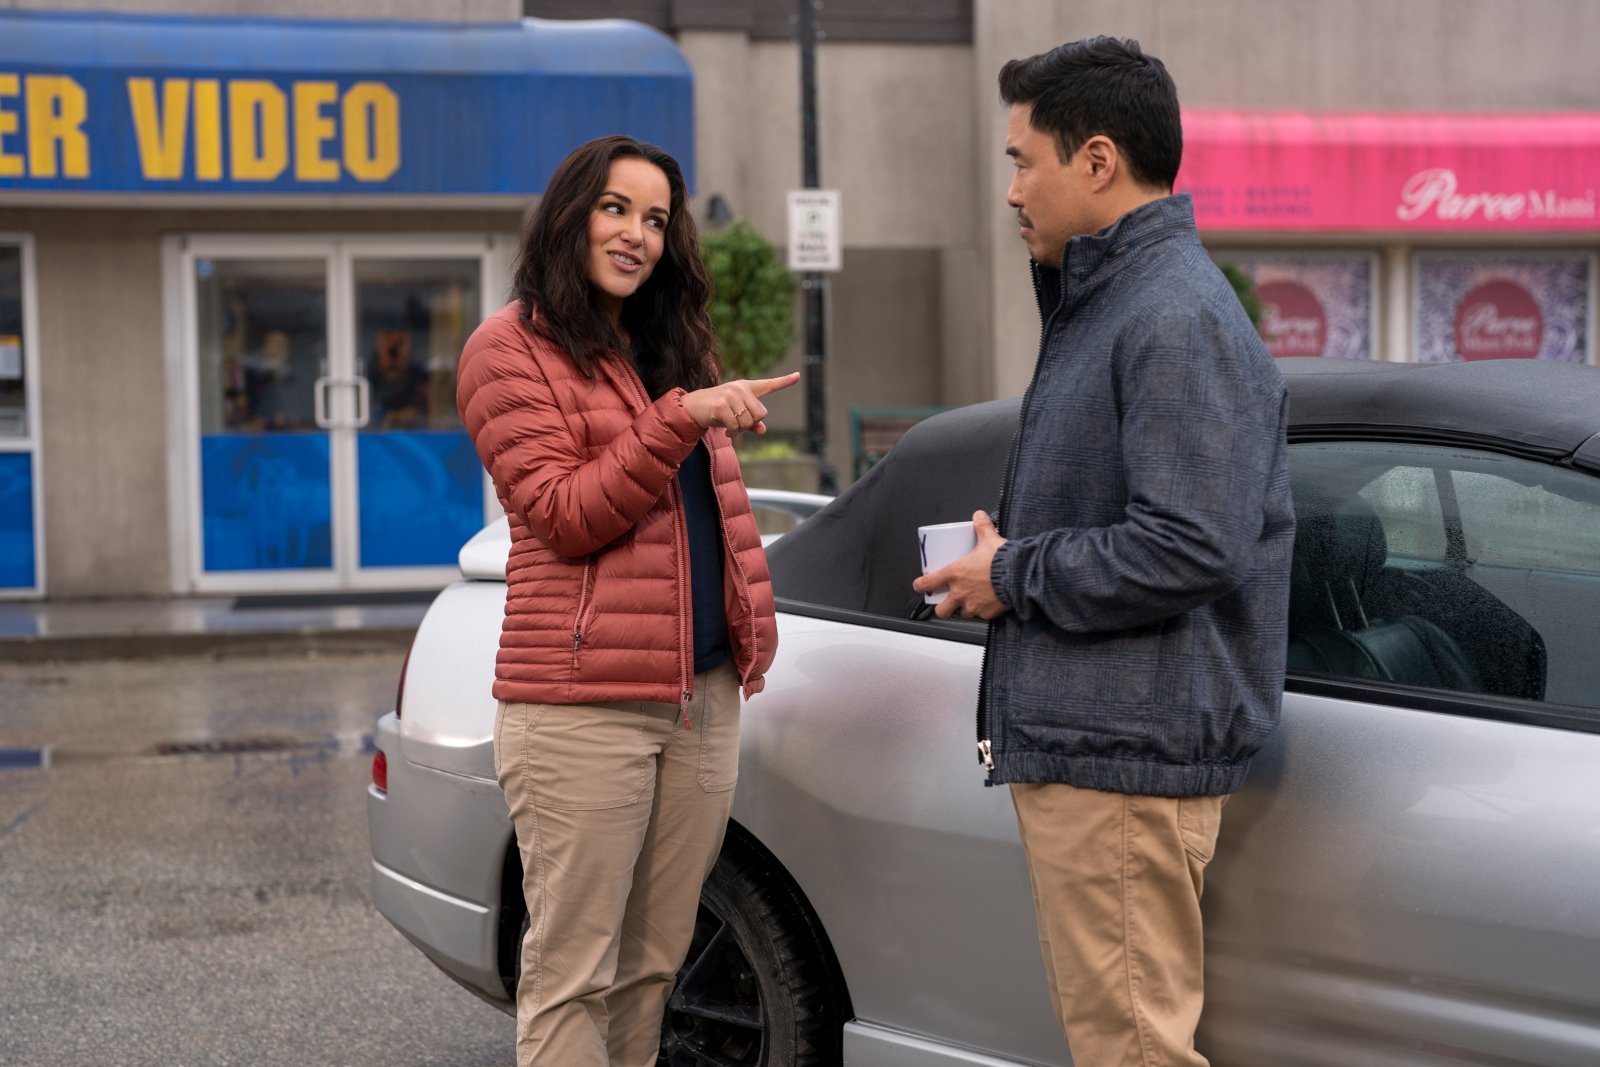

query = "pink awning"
[1178,111,1600,232]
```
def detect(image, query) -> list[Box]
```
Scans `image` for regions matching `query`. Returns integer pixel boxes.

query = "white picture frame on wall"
[1412,250,1597,365]
[1209,249,1381,360]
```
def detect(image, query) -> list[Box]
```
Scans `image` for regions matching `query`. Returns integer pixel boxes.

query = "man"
[913,37,1294,1067]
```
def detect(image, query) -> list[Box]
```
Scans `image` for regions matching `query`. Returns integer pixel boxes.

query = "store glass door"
[352,257,484,568]
[194,256,335,575]
[183,238,497,591]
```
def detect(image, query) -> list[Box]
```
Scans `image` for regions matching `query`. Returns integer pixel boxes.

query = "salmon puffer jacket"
[457,301,777,708]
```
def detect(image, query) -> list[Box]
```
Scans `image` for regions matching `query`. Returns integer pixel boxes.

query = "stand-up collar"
[1033,193,1199,319]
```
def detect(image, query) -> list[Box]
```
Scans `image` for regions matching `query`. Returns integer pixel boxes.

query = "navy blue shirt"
[677,441,731,674]
[631,343,729,675]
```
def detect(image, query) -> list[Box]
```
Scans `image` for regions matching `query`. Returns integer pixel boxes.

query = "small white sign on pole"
[786,189,842,273]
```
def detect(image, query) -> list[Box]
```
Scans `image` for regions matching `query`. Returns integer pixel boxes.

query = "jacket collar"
[1032,193,1198,319]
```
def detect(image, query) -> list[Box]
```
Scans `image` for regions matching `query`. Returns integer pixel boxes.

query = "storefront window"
[0,239,35,592]
[1211,251,1376,360]
[193,258,332,571]
[352,257,484,568]
[0,245,25,437]
[353,258,478,431]
[1414,253,1593,364]
[180,240,492,584]
[195,259,328,435]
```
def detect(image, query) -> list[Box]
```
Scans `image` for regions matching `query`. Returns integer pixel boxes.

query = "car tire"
[661,833,848,1066]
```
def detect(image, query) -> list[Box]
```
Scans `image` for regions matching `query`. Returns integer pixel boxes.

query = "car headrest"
[1289,496,1389,630]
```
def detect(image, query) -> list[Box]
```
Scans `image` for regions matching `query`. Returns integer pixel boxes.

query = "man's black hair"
[998,37,1182,190]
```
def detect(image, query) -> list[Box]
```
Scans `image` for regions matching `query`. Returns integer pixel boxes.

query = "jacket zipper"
[571,555,597,653]
[670,476,695,730]
[705,441,760,692]
[616,353,695,727]
[976,258,1061,779]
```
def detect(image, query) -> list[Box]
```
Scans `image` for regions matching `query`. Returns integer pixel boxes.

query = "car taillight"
[394,635,415,719]
[372,750,388,793]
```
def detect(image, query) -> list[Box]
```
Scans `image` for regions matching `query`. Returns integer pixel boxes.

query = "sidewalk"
[0,592,430,661]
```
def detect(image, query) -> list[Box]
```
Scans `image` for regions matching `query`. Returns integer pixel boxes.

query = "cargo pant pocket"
[521,700,650,811]
[1176,793,1226,865]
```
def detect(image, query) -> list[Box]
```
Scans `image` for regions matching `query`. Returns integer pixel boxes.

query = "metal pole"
[798,0,838,493]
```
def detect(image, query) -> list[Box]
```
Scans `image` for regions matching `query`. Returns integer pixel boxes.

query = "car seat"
[1287,497,1485,692]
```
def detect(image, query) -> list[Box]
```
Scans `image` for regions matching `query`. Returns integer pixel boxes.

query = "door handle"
[313,376,334,429]
[352,376,371,429]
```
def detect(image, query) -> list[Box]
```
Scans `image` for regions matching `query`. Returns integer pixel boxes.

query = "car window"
[1289,441,1600,713]
[1355,464,1448,562]
[1450,471,1600,573]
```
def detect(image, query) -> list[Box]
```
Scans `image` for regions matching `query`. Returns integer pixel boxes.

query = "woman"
[456,134,798,1066]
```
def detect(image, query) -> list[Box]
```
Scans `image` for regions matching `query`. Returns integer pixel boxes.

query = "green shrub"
[735,438,799,461]
[702,218,797,380]
[1217,260,1264,329]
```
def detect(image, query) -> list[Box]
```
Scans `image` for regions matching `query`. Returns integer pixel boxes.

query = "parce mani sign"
[1398,168,1596,224]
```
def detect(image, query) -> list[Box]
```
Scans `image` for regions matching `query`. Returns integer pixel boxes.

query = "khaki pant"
[1010,781,1228,1067]
[494,661,741,1067]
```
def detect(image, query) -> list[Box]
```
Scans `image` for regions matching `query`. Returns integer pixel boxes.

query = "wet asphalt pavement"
[0,649,514,1066]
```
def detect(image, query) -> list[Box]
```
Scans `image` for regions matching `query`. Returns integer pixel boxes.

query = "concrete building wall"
[28,220,168,597]
[681,32,980,475]
[752,248,946,484]
[1048,0,1600,112]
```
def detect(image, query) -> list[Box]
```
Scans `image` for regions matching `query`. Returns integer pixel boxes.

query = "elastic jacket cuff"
[658,387,703,445]
[990,539,1018,610]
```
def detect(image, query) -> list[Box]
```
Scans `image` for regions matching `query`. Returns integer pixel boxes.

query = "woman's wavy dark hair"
[511,135,718,396]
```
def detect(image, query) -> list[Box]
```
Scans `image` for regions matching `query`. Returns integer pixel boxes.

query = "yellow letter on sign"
[128,78,190,180]
[26,75,90,179]
[293,81,340,182]
[193,80,223,181]
[230,80,288,181]
[0,75,21,178]
[342,82,399,182]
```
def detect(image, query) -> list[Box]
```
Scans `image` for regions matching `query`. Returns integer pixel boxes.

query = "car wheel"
[660,835,847,1066]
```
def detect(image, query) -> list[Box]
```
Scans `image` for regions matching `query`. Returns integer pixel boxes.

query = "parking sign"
[787,189,842,272]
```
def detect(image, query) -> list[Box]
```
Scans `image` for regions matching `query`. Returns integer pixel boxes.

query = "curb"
[0,626,419,663]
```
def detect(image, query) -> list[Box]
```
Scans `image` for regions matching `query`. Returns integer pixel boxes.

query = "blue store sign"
[0,11,695,197]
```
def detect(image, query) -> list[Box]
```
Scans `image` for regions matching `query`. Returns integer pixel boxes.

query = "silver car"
[368,358,1600,1067]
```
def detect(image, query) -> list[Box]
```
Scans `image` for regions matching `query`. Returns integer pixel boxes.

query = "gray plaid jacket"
[981,194,1294,797]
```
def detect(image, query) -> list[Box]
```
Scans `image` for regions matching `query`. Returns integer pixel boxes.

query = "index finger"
[748,372,802,398]
[913,563,952,592]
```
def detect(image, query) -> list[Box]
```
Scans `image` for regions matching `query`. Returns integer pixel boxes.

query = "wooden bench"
[849,406,946,480]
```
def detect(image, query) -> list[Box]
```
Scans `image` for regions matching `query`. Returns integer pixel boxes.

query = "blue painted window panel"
[357,430,483,568]
[201,433,332,571]
[0,452,36,588]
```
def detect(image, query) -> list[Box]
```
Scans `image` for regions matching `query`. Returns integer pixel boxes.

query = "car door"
[752,403,1600,1066]
[745,397,1072,1065]
[740,609,1068,1065]
[1202,439,1600,1067]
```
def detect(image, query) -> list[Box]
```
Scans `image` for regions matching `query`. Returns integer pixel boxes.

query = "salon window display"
[1212,251,1377,360]
[1415,252,1594,364]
